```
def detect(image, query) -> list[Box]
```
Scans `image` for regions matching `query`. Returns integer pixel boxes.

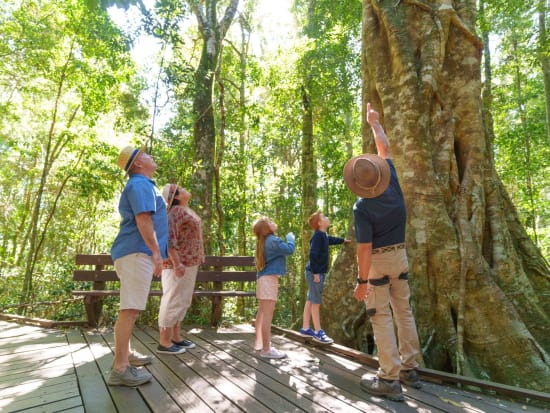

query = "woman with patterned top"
[157,184,205,354]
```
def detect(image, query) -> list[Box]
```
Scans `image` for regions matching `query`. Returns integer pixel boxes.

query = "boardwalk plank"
[0,322,46,339]
[195,327,393,413]
[0,322,82,413]
[0,378,79,412]
[136,327,269,412]
[275,337,467,413]
[190,328,370,413]
[66,328,117,413]
[140,326,309,413]
[291,337,548,413]
[1,321,548,413]
[0,374,75,399]
[82,329,152,412]
[105,329,217,413]
[131,328,245,412]
[14,396,83,413]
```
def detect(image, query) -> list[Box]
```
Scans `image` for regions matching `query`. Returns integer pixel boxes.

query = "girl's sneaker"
[259,348,287,359]
[313,329,334,344]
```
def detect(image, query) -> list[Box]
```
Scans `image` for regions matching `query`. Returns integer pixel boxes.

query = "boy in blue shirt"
[300,211,349,344]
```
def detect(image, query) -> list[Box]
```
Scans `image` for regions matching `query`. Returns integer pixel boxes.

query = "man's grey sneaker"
[107,365,152,387]
[157,344,186,354]
[399,369,422,388]
[299,327,316,337]
[172,339,196,349]
[128,351,153,366]
[360,376,404,402]
[313,329,334,344]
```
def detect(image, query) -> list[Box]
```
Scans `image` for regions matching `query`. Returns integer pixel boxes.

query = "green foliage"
[1,0,547,326]
[0,0,148,311]
[486,0,550,257]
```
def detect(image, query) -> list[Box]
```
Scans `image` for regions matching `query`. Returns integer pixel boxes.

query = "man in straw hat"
[343,103,422,401]
[107,146,168,387]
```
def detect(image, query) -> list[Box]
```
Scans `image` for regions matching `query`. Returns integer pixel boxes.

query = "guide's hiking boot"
[128,351,153,366]
[107,365,152,387]
[172,339,196,349]
[313,329,334,344]
[399,369,422,389]
[360,375,404,402]
[156,344,186,354]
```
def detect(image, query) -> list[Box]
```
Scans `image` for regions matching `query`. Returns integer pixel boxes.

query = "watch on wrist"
[356,277,369,284]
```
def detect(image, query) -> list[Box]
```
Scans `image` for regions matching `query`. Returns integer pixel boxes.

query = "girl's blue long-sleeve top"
[305,230,345,274]
[257,233,295,277]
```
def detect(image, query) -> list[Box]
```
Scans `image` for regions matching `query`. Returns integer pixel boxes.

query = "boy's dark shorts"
[305,269,325,304]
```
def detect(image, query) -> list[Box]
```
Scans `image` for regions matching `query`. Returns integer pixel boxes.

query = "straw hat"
[162,183,178,209]
[343,154,391,198]
[116,146,141,172]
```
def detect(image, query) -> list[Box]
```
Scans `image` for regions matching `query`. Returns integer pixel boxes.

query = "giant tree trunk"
[323,0,550,391]
[188,0,239,253]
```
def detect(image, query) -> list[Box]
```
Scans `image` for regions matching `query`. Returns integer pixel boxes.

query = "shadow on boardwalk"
[0,320,548,413]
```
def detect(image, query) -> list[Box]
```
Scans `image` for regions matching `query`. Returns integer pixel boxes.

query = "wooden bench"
[72,254,256,327]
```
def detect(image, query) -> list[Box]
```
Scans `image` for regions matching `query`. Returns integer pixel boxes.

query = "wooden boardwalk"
[0,320,548,413]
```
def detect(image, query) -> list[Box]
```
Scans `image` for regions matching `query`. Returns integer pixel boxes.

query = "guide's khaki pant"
[364,246,421,380]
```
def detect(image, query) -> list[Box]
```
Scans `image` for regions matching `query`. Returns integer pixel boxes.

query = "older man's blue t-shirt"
[353,159,406,248]
[111,174,168,261]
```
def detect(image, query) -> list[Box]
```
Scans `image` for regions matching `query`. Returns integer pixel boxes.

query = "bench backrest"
[73,254,257,283]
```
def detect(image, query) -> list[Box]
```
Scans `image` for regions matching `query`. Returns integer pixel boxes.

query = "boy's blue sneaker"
[313,329,334,344]
[299,327,316,337]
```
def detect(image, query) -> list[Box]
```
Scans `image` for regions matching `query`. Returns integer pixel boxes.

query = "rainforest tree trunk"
[323,0,550,392]
[187,0,239,253]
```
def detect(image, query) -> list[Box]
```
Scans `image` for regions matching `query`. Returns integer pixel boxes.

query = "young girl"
[253,216,295,359]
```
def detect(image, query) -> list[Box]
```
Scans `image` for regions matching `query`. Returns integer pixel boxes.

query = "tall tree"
[0,0,139,307]
[187,0,239,253]
[324,0,550,391]
[298,0,318,318]
[538,0,550,145]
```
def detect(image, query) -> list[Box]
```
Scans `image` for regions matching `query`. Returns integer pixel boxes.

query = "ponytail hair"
[252,216,274,271]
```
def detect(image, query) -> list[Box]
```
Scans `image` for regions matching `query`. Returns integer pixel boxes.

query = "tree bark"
[323,0,550,391]
[187,0,239,254]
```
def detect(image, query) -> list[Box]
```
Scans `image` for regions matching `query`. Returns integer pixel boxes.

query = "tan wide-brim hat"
[343,154,391,198]
[116,146,142,172]
[162,183,178,209]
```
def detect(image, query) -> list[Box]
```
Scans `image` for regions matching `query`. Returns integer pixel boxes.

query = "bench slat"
[73,270,257,283]
[72,290,255,297]
[75,254,255,267]
[73,270,118,282]
[196,271,256,282]
[73,254,256,327]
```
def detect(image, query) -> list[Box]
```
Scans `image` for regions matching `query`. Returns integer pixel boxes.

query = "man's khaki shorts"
[114,253,154,311]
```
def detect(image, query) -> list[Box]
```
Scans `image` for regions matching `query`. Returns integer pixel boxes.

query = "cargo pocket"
[365,275,390,318]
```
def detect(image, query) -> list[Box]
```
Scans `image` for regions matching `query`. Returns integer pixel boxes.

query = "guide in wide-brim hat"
[343,154,391,198]
[116,146,142,172]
